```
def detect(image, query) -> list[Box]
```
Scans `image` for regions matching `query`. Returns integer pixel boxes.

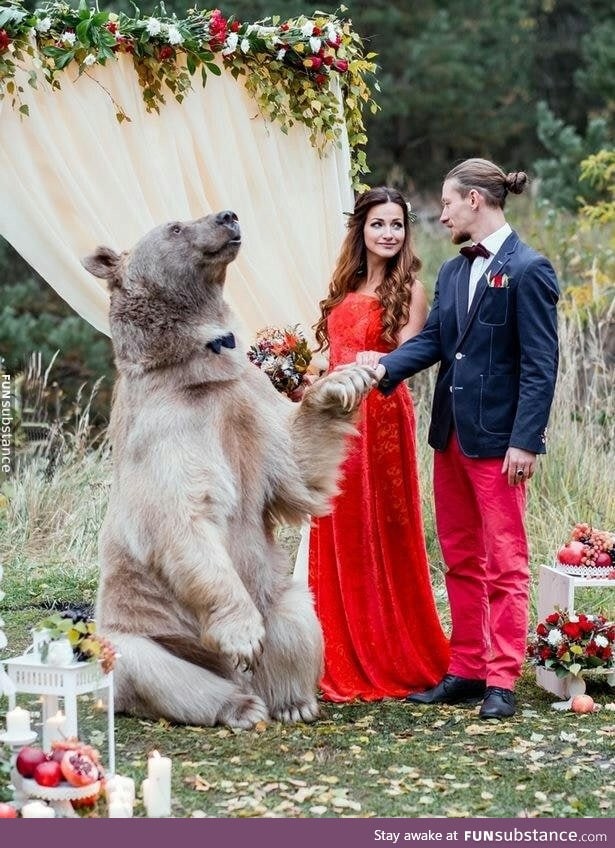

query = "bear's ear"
[81,246,124,290]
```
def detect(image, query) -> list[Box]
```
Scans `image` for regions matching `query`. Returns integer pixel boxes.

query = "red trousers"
[433,434,529,689]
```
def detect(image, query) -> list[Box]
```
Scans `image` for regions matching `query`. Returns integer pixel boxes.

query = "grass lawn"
[2,564,614,820]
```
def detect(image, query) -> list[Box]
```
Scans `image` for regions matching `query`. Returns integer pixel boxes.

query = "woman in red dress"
[309,186,449,701]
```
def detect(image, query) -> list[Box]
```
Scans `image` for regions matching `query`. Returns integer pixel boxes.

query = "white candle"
[108,799,133,818]
[6,706,31,736]
[42,710,66,752]
[145,751,171,817]
[21,800,56,818]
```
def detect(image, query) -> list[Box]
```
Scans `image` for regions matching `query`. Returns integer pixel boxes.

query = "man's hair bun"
[505,171,528,194]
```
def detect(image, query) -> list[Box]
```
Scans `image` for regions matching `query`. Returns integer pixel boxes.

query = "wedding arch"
[0,1,377,339]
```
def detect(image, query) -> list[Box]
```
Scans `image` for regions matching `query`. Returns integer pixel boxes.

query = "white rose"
[325,24,338,41]
[547,628,563,646]
[276,48,285,60]
[35,17,52,33]
[63,32,76,46]
[166,25,184,46]
[594,635,609,648]
[222,32,239,55]
[301,21,314,37]
[309,37,321,54]
[240,38,250,53]
[83,54,97,66]
[145,18,162,37]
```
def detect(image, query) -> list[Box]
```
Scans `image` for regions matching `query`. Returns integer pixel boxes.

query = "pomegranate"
[556,541,586,566]
[0,802,18,818]
[34,759,63,787]
[60,750,99,787]
[571,694,596,714]
[15,746,47,778]
[595,552,612,568]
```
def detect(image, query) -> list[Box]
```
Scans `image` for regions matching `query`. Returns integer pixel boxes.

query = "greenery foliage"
[0,0,378,186]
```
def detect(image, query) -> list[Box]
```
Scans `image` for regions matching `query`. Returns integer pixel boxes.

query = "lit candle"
[42,710,66,752]
[5,706,31,736]
[145,751,171,817]
[21,800,56,818]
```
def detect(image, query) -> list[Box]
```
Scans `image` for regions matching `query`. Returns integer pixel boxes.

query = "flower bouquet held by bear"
[527,609,615,679]
[555,523,615,578]
[32,610,117,673]
[247,325,313,400]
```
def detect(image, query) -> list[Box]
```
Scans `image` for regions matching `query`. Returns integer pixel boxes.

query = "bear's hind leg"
[111,634,268,728]
[252,581,323,723]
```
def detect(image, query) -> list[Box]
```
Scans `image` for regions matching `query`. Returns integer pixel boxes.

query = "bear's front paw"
[271,697,319,724]
[305,364,376,416]
[206,607,265,673]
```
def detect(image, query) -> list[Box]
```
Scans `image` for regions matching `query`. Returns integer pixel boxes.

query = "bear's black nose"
[216,210,239,226]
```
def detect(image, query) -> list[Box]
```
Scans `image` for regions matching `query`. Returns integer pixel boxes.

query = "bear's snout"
[215,210,241,243]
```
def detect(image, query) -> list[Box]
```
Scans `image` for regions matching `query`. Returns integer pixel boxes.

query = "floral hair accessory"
[406,202,417,223]
[527,609,615,678]
[247,325,312,400]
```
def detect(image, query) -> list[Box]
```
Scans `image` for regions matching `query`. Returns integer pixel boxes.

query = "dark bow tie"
[206,332,236,354]
[459,243,490,262]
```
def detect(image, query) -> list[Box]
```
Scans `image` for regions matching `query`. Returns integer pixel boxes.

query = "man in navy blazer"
[357,158,559,718]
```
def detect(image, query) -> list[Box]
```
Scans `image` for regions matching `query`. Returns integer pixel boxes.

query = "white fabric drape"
[0,55,353,340]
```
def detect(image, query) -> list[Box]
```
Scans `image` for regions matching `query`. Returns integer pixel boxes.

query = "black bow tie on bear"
[459,243,490,262]
[206,332,236,354]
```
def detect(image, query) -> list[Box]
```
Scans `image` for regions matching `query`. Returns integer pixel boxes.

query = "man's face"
[439,179,474,244]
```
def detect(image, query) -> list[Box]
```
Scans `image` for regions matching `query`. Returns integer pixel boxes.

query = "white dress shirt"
[467,222,512,309]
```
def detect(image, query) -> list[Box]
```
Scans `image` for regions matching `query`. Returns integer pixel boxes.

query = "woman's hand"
[355,350,382,369]
[355,351,386,383]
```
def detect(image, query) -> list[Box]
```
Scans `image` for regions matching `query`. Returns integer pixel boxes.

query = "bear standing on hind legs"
[83,211,376,729]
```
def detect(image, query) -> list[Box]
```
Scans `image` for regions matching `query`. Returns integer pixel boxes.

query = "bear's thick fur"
[83,211,374,727]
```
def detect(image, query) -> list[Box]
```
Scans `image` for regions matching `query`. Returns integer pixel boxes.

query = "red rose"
[536,623,548,637]
[106,22,118,34]
[586,641,599,656]
[539,647,551,660]
[303,56,323,70]
[333,58,349,72]
[157,45,174,61]
[314,73,327,86]
[280,23,289,32]
[578,618,594,635]
[312,26,322,36]
[230,21,240,32]
[562,621,581,640]
[600,646,612,660]
[323,54,334,66]
[0,29,11,51]
[546,612,560,625]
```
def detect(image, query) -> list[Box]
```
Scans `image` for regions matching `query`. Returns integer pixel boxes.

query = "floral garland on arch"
[0,1,379,186]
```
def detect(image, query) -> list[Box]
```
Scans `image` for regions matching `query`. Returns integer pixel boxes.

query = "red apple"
[571,694,596,714]
[595,552,612,567]
[0,803,18,818]
[557,541,586,566]
[15,746,47,778]
[61,750,98,787]
[34,759,63,787]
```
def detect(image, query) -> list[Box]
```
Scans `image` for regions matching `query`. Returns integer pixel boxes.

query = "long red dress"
[308,292,450,701]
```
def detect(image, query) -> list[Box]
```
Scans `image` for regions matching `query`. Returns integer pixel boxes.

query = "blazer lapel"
[455,260,471,331]
[456,231,519,346]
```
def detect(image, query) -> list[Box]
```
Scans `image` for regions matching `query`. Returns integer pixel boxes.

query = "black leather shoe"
[406,674,486,705]
[479,686,516,719]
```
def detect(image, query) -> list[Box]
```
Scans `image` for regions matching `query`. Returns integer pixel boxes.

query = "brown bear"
[82,211,375,728]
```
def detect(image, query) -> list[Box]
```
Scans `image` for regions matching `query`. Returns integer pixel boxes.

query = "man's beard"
[451,230,472,245]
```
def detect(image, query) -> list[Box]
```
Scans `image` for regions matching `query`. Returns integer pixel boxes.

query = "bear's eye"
[170,224,182,234]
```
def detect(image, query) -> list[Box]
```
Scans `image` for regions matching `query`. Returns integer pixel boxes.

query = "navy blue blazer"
[379,231,560,458]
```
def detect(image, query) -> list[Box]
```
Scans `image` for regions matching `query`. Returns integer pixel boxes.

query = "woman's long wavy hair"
[313,186,421,352]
